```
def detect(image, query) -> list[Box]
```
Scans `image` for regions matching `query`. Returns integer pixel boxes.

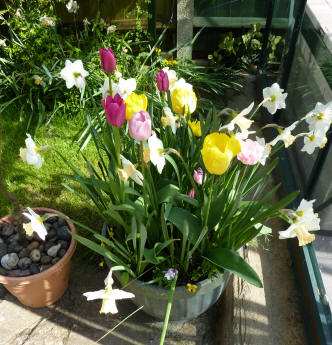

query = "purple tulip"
[156,70,169,92]
[188,188,195,198]
[99,48,116,74]
[193,167,206,185]
[101,94,126,127]
[129,111,152,141]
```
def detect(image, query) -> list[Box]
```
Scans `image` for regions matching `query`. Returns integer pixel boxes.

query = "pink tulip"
[99,48,116,73]
[156,70,169,92]
[101,94,126,127]
[193,167,206,185]
[188,188,195,198]
[237,139,264,165]
[129,111,152,141]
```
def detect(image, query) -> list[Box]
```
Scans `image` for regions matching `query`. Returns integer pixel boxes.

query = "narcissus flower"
[262,83,287,115]
[161,107,177,134]
[162,67,177,89]
[101,94,126,127]
[255,137,271,166]
[112,78,136,100]
[220,102,254,132]
[269,121,298,147]
[148,132,165,173]
[301,131,327,154]
[118,155,143,186]
[129,110,152,141]
[20,134,43,169]
[22,207,48,241]
[279,199,320,246]
[66,0,79,14]
[201,133,241,175]
[99,48,116,74]
[188,120,202,137]
[60,60,89,91]
[125,93,147,120]
[83,269,135,314]
[237,139,264,165]
[305,102,332,133]
[171,88,197,116]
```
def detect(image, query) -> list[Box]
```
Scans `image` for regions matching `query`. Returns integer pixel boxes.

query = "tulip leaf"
[157,184,179,204]
[203,247,263,288]
[167,207,201,243]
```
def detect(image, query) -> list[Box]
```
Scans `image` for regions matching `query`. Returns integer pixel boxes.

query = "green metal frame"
[258,1,332,344]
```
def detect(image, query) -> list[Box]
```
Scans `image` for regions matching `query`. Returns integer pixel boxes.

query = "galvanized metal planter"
[114,270,231,322]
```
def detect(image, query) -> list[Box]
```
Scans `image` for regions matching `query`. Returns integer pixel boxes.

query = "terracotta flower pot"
[0,207,76,308]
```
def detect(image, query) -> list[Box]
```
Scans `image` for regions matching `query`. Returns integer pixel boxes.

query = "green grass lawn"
[0,108,104,260]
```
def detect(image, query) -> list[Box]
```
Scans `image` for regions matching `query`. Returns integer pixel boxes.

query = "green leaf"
[204,248,263,288]
[157,184,179,204]
[167,207,201,243]
[254,223,272,235]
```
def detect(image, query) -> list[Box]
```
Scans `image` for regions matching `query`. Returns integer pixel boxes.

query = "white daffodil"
[60,60,89,91]
[114,70,122,79]
[119,155,143,186]
[40,16,54,27]
[148,132,165,174]
[0,39,6,47]
[106,25,117,34]
[269,121,298,147]
[279,199,320,246]
[99,78,111,100]
[161,107,177,134]
[305,102,332,133]
[171,77,192,92]
[83,269,135,314]
[20,133,43,169]
[262,83,287,115]
[66,0,79,14]
[162,67,177,90]
[112,77,136,100]
[301,131,327,155]
[220,102,254,132]
[22,207,48,241]
[256,136,271,165]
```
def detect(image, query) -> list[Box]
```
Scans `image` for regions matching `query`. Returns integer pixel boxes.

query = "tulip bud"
[101,94,126,127]
[156,70,169,92]
[193,168,206,185]
[129,111,152,141]
[188,188,195,198]
[99,48,116,74]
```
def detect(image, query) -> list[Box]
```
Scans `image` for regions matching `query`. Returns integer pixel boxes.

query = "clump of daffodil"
[125,93,147,120]
[201,133,241,175]
[171,88,197,117]
[188,120,203,137]
[163,59,177,66]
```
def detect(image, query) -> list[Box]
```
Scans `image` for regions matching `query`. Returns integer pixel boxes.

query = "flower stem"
[114,126,124,202]
[140,142,148,217]
[159,275,177,345]
[204,174,215,228]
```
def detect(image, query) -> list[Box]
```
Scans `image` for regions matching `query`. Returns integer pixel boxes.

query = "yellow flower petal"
[171,88,197,117]
[125,93,147,120]
[188,120,202,137]
[201,133,240,175]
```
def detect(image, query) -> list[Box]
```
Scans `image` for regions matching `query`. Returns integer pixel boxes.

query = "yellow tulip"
[125,93,147,120]
[188,120,202,137]
[171,88,197,117]
[201,133,241,175]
